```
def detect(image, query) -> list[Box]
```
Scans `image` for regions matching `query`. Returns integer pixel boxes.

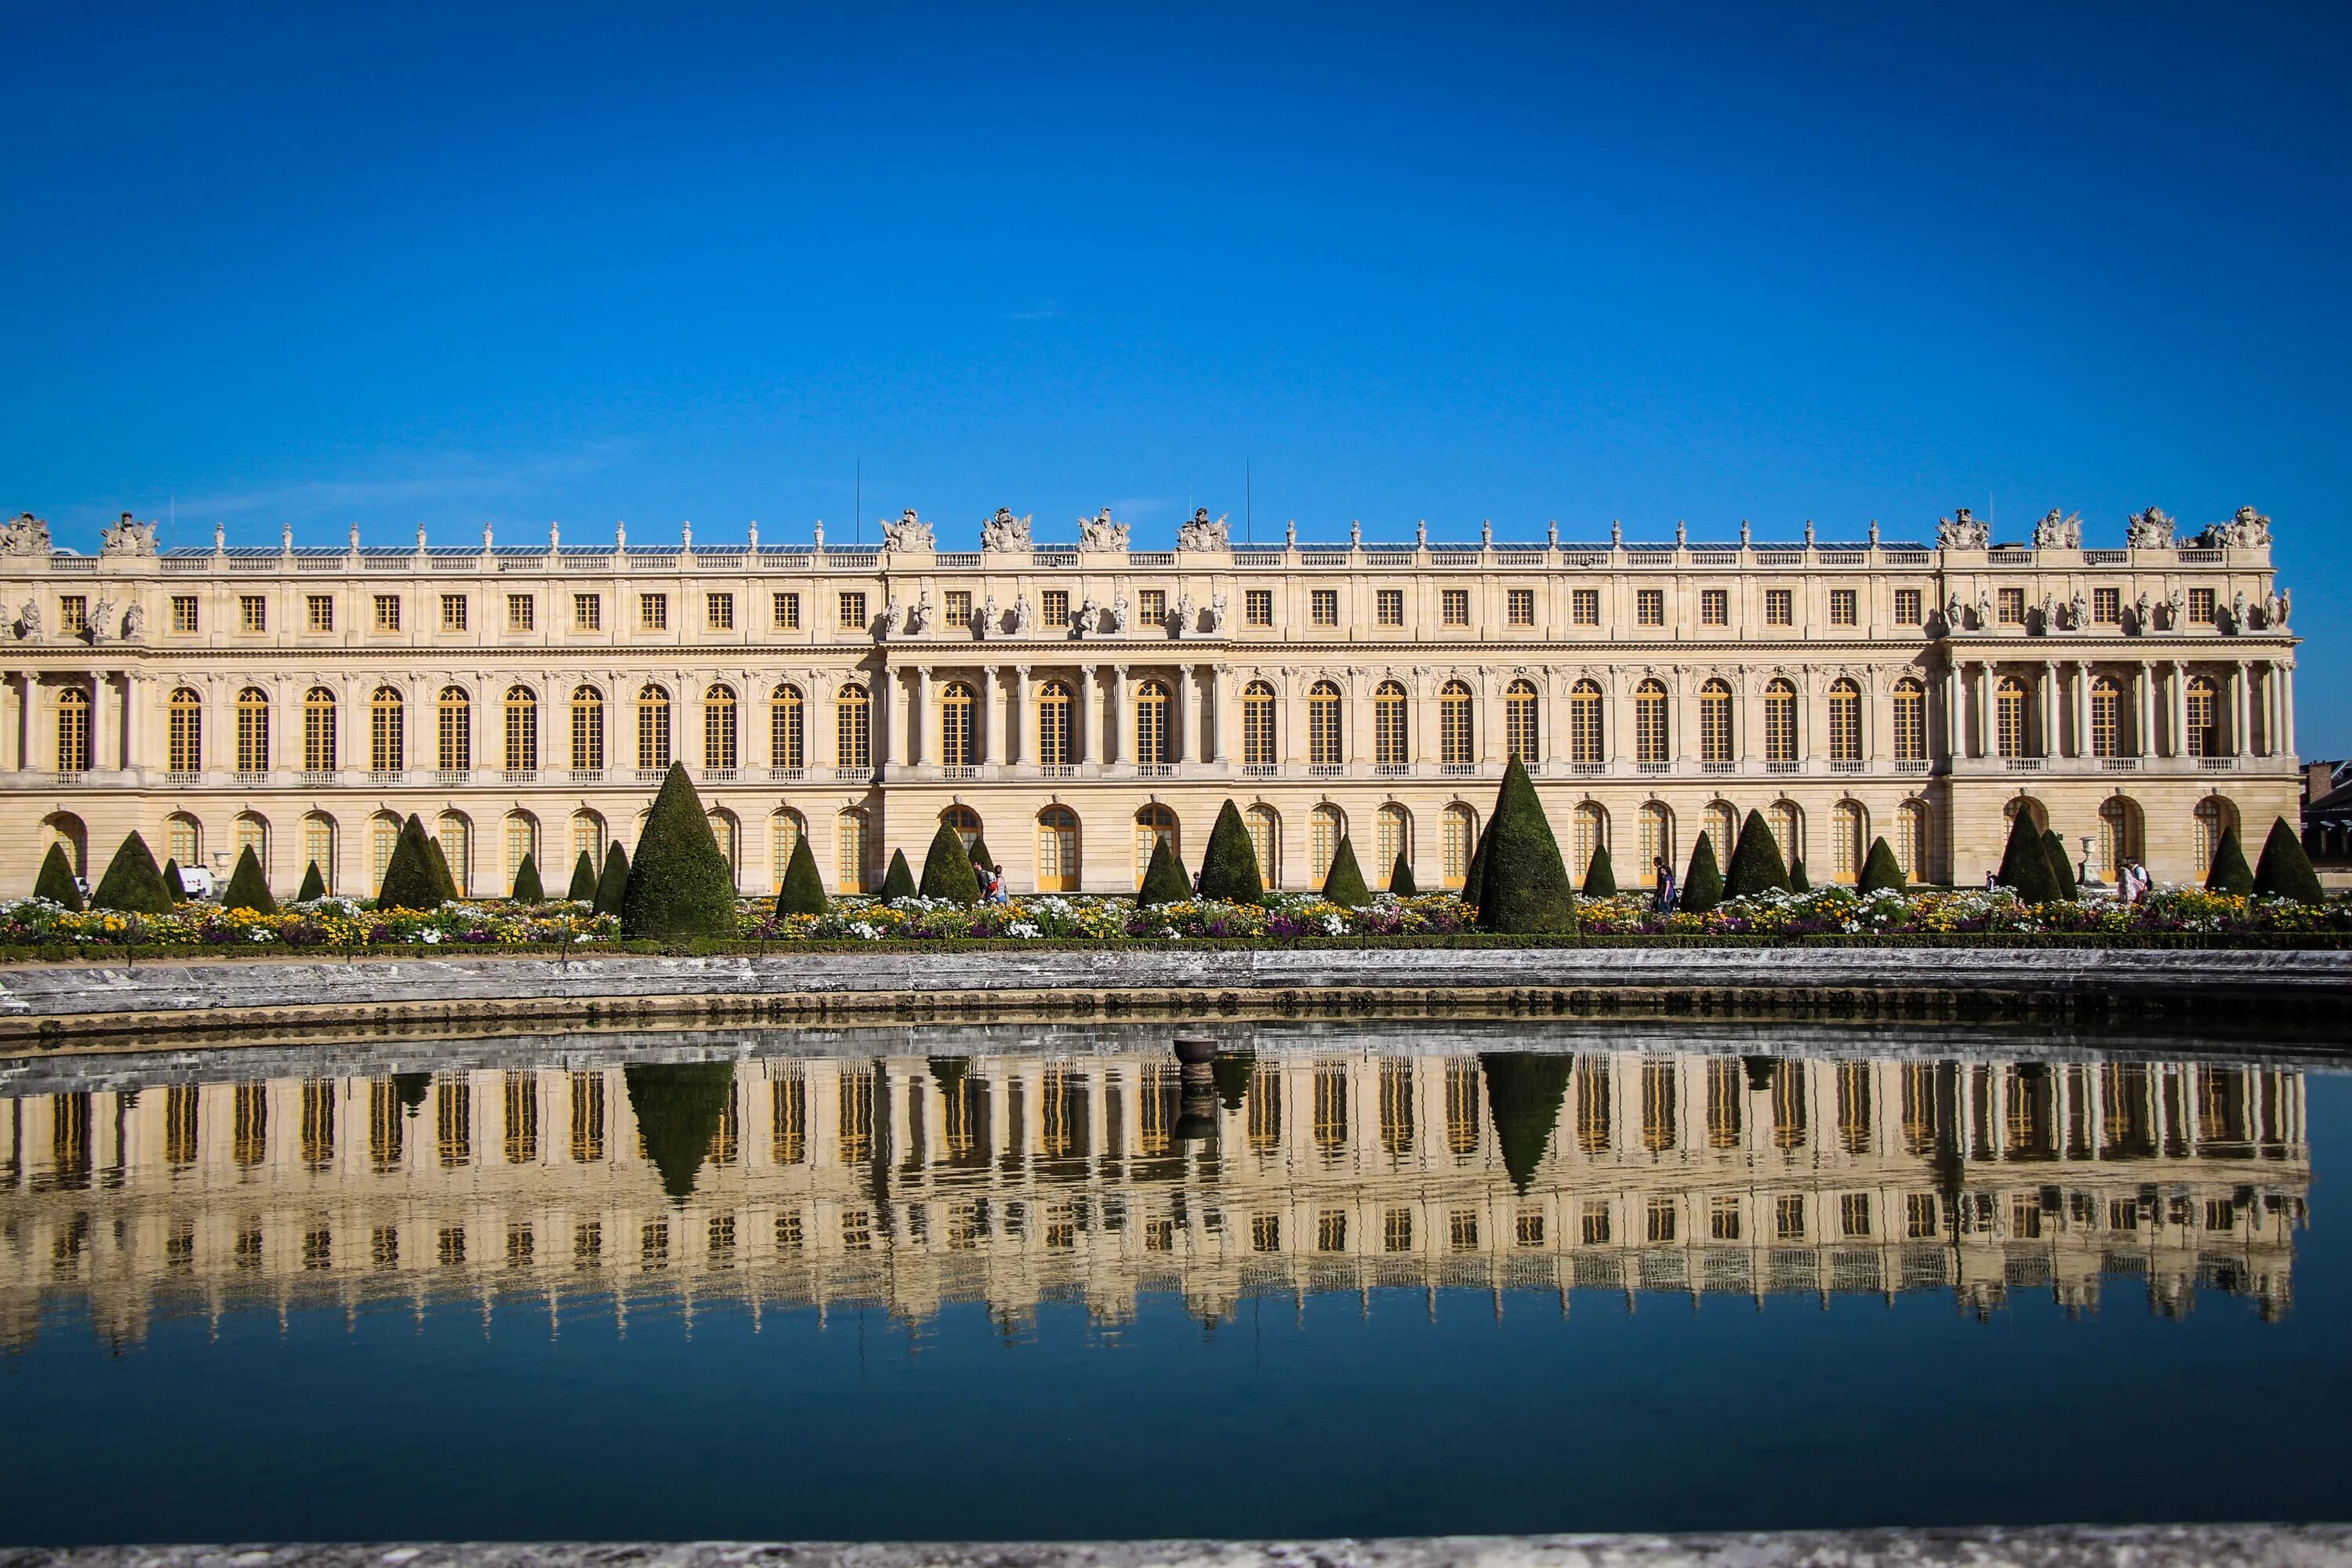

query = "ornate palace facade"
[0,501,2300,898]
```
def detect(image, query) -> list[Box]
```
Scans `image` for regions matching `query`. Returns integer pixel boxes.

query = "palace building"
[0,499,2300,898]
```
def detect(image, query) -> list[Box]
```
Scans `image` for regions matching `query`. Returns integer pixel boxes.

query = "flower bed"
[0,897,615,949]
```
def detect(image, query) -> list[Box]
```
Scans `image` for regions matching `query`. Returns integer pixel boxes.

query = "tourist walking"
[1653,856,1677,913]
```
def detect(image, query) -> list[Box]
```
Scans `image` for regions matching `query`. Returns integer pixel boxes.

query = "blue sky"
[5,4,2348,746]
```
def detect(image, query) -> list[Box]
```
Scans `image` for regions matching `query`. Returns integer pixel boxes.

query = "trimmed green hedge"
[775,834,828,916]
[510,852,545,904]
[1996,811,2062,904]
[2253,816,2325,903]
[2206,825,2255,896]
[1477,757,1576,934]
[377,815,448,912]
[594,842,630,916]
[1322,834,1370,908]
[1198,800,1262,903]
[1138,835,1192,906]
[93,833,176,915]
[295,860,326,903]
[1389,853,1417,897]
[1859,836,1906,895]
[880,848,916,901]
[2041,829,2078,900]
[620,762,739,938]
[221,845,277,915]
[568,849,599,903]
[1725,811,1790,898]
[1682,833,1723,913]
[34,844,83,910]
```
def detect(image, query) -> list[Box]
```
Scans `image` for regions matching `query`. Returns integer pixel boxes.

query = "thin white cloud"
[169,445,625,523]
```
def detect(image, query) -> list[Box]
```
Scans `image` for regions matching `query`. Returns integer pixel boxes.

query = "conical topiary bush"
[221,844,277,914]
[161,856,188,902]
[1857,836,1907,895]
[295,860,325,902]
[1321,834,1370,908]
[1476,756,1576,933]
[510,851,544,903]
[1461,818,1494,910]
[918,820,981,904]
[423,827,459,902]
[879,848,916,902]
[593,842,630,916]
[2041,829,2078,900]
[1723,811,1791,899]
[376,815,447,911]
[774,834,828,916]
[967,835,998,874]
[1479,1054,1573,1192]
[1138,835,1192,906]
[1581,843,1617,897]
[1197,799,1263,903]
[619,761,739,938]
[2205,823,2254,896]
[34,843,83,909]
[567,848,598,902]
[1682,833,1724,913]
[623,1061,737,1202]
[1388,853,1417,896]
[2252,815,2326,904]
[1788,855,1810,894]
[92,832,175,914]
[1994,811,2062,904]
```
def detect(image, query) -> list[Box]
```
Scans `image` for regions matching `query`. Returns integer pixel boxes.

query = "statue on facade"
[2232,590,2249,633]
[1069,597,1098,639]
[1350,519,1363,547]
[2133,592,2152,635]
[2165,587,2185,629]
[0,513,51,556]
[1078,508,1130,552]
[2070,590,2088,632]
[1973,590,1991,629]
[2031,508,2082,550]
[2274,589,2292,627]
[1547,521,1558,548]
[1936,507,1990,550]
[1802,520,1815,546]
[122,602,145,641]
[880,508,935,553]
[1674,520,1686,547]
[1169,593,1192,638]
[87,597,114,644]
[1867,519,1880,546]
[1610,520,1623,546]
[2038,592,2056,633]
[979,508,1032,552]
[1203,593,1228,634]
[2197,505,2272,550]
[1007,593,1033,635]
[98,513,158,557]
[2125,506,2175,548]
[16,600,40,640]
[1105,593,1130,635]
[1417,520,1429,547]
[902,593,933,635]
[972,595,996,640]
[1944,592,1965,631]
[1176,508,1229,551]
[1739,520,1751,546]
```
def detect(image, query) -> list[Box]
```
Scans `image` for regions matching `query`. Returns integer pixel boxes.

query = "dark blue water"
[2,1032,2345,1541]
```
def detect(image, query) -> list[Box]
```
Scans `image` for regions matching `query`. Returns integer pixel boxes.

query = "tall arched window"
[1376,804,1411,887]
[636,684,671,771]
[769,684,804,771]
[1704,800,1737,862]
[503,686,538,773]
[372,813,401,891]
[569,685,604,771]
[2186,675,2219,758]
[768,810,804,887]
[836,684,870,771]
[2193,796,2234,873]
[1572,802,1607,881]
[369,687,404,772]
[837,808,869,891]
[55,687,91,773]
[1635,680,1669,764]
[1374,681,1408,768]
[1570,680,1604,764]
[1134,804,1176,885]
[436,812,471,895]
[572,810,607,873]
[1763,679,1798,764]
[167,813,201,870]
[1832,800,1865,882]
[1242,681,1278,769]
[1995,675,2029,758]
[167,687,202,775]
[1699,680,1733,764]
[1033,680,1072,768]
[436,686,472,772]
[1134,680,1171,767]
[1892,678,1927,762]
[1504,680,1540,764]
[1639,802,1673,885]
[1243,804,1280,887]
[1827,679,1862,764]
[1439,681,1475,767]
[303,687,337,772]
[235,687,270,775]
[505,811,538,893]
[2090,674,2123,759]
[303,814,336,896]
[2098,796,2141,881]
[1308,681,1343,768]
[236,812,269,879]
[1309,804,1345,884]
[1769,800,1803,867]
[1896,800,1929,878]
[925,682,968,768]
[1440,803,1476,887]
[702,684,737,771]
[706,810,739,883]
[1038,805,1080,891]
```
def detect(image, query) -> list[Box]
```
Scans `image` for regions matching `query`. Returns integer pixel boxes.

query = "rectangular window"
[1310,589,1339,626]
[1829,588,1857,626]
[1907,1193,1939,1238]
[1710,1197,1742,1241]
[1138,588,1166,625]
[1775,1194,1807,1240]
[1441,589,1469,626]
[705,592,733,630]
[1572,588,1599,626]
[439,593,467,632]
[2189,587,2216,624]
[639,593,667,630]
[770,590,799,630]
[373,594,401,632]
[506,593,534,632]
[1894,588,1923,626]
[60,595,90,634]
[1041,590,1070,629]
[1764,589,1793,626]
[1245,589,1273,627]
[1998,587,2026,624]
[1507,588,1534,626]
[170,595,200,633]
[1376,588,1403,626]
[240,594,267,633]
[1840,1193,1872,1237]
[1700,589,1728,626]
[1635,588,1664,626]
[306,594,334,632]
[2093,587,2121,624]
[943,590,972,629]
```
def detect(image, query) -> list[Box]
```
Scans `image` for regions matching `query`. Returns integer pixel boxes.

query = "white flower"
[419,928,443,943]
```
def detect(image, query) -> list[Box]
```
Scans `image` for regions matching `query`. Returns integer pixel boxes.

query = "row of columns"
[1944,656,2295,760]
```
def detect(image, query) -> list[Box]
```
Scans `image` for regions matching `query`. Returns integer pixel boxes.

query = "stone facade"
[0,505,2300,897]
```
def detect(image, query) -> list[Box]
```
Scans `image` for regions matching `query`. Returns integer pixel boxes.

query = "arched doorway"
[1037,806,1080,891]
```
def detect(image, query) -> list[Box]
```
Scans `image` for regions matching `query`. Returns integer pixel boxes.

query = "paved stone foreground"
[6,1532,2351,1568]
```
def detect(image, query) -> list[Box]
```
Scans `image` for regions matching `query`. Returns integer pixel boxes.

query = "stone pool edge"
[6,1528,2351,1568]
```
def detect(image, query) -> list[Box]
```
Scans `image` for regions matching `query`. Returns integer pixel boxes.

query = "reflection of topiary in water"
[1479,1054,1573,1192]
[928,1056,967,1095]
[1210,1050,1256,1112]
[624,1061,737,1202]
[393,1072,432,1115]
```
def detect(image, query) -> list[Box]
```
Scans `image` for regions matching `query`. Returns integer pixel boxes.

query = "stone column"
[2281,662,2297,757]
[908,665,929,768]
[2038,660,2057,759]
[2071,661,2090,761]
[2168,660,2187,758]
[1941,659,1962,764]
[1213,665,1237,768]
[1972,662,1990,760]
[87,671,108,773]
[2233,659,2252,759]
[2135,661,2154,758]
[1674,672,1696,766]
[1167,667,1186,765]
[869,666,891,771]
[11,673,27,771]
[1073,666,1094,767]
[982,667,1006,768]
[122,670,142,772]
[1107,664,1127,767]
[1006,666,1028,768]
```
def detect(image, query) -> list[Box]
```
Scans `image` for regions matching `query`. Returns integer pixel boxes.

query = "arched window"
[1374,681,1408,768]
[769,684,804,771]
[569,685,603,772]
[636,684,671,771]
[1699,680,1733,764]
[303,813,337,895]
[706,810,739,884]
[302,687,337,772]
[2186,675,2219,758]
[836,684,870,771]
[1572,803,1608,881]
[924,681,969,769]
[54,687,91,773]
[503,686,538,773]
[1309,804,1345,884]
[1570,680,1605,765]
[1639,802,1673,886]
[1134,804,1176,886]
[943,804,982,855]
[573,810,607,873]
[2098,797,2141,882]
[234,687,270,775]
[505,811,538,894]
[1763,679,1798,764]
[167,688,203,775]
[2005,795,2047,833]
[1832,800,1865,882]
[1243,804,1280,887]
[1704,800,1737,862]
[2090,674,2123,759]
[1242,682,1278,769]
[1134,681,1171,767]
[1038,805,1080,891]
[370,687,405,773]
[166,812,201,871]
[2194,796,2235,874]
[1995,675,2030,759]
[236,812,270,880]
[1503,679,1540,764]
[1032,680,1070,768]
[766,810,805,888]
[1440,803,1476,888]
[43,813,87,879]
[436,812,471,896]
[371,813,401,891]
[1893,678,1927,762]
[1439,681,1475,768]
[837,808,870,891]
[1828,679,1862,764]
[1375,804,1411,887]
[436,686,472,772]
[1635,680,1670,764]
[702,684,737,771]
[1769,800,1802,868]
[1896,800,1929,878]
[1308,681,1343,768]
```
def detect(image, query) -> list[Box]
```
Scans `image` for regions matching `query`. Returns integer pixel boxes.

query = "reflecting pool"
[3,1020,2348,1543]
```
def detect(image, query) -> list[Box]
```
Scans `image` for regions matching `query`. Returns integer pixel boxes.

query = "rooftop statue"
[2031,508,2082,550]
[1176,508,1229,551]
[1078,507,1129,552]
[0,513,52,556]
[1936,507,1989,550]
[2125,506,2176,548]
[2198,506,2272,550]
[979,508,1033,552]
[880,509,935,553]
[98,513,158,557]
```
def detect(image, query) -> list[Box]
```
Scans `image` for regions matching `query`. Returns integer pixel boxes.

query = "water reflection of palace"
[1,1047,2310,1348]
